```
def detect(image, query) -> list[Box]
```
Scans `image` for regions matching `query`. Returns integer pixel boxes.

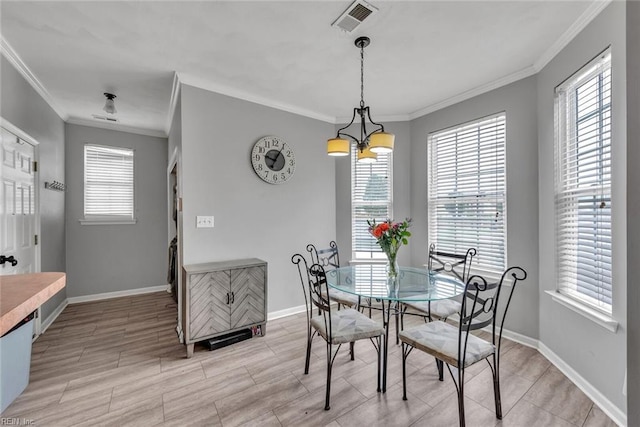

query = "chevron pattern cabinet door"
[189,270,231,339]
[229,266,266,330]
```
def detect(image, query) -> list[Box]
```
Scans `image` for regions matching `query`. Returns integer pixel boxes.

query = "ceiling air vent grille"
[92,114,119,123]
[332,0,378,33]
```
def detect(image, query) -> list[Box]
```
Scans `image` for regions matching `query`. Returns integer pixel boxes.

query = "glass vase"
[386,252,399,281]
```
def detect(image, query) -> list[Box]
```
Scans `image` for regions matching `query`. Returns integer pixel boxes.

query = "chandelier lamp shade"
[327,36,395,161]
[103,92,117,114]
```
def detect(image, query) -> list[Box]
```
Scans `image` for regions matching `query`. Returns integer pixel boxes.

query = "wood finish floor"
[1,292,618,427]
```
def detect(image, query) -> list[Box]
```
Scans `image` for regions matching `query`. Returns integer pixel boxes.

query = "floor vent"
[332,0,378,33]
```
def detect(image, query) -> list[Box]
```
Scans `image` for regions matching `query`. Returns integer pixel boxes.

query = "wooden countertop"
[0,272,66,336]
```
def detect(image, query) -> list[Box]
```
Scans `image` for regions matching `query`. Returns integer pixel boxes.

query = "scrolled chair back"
[307,241,340,270]
[428,243,477,283]
[291,253,312,314]
[457,266,528,369]
[308,263,334,337]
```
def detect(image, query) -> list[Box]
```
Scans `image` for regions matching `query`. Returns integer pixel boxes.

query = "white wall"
[627,2,640,424]
[409,76,540,339]
[1,55,67,320]
[179,85,336,313]
[65,123,168,297]
[537,1,626,415]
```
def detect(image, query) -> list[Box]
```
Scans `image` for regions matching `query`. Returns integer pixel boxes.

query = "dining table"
[325,264,465,393]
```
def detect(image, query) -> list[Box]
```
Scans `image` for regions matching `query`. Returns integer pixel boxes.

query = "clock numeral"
[257,164,263,171]
[281,173,286,180]
[289,159,294,166]
[287,168,291,174]
[286,150,291,157]
[263,170,269,178]
[273,140,279,147]
[273,174,278,182]
[254,154,261,161]
[264,140,270,148]
[257,147,265,154]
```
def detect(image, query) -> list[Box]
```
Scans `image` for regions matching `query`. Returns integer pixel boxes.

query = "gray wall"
[1,55,67,320]
[409,76,540,339]
[65,123,168,297]
[537,2,627,413]
[335,121,413,266]
[180,85,336,313]
[627,1,639,424]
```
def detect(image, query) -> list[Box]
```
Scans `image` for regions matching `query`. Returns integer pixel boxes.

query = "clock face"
[251,136,296,184]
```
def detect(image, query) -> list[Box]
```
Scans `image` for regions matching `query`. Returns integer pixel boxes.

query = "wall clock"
[251,136,296,184]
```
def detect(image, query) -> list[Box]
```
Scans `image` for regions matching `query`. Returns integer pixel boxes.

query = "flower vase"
[386,253,399,281]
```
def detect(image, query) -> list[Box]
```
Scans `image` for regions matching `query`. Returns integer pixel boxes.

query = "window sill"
[79,218,137,225]
[545,290,618,332]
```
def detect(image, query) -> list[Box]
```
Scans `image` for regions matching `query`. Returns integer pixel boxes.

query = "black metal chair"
[293,257,384,410]
[399,266,527,427]
[401,244,476,327]
[307,241,361,311]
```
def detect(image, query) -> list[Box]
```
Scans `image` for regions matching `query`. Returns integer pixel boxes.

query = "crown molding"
[409,66,537,120]
[534,0,612,72]
[1,37,68,121]
[67,116,167,138]
[165,71,181,135]
[178,73,336,124]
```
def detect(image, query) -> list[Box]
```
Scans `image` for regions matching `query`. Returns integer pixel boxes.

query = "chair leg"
[401,342,408,400]
[325,342,334,410]
[491,355,503,418]
[376,336,382,392]
[436,358,444,381]
[349,341,355,361]
[457,366,466,427]
[304,326,312,375]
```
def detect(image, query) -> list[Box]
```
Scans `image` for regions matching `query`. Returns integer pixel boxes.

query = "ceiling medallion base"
[354,36,370,49]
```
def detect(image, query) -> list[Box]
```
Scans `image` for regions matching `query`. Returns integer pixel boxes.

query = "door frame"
[167,146,183,342]
[1,118,42,335]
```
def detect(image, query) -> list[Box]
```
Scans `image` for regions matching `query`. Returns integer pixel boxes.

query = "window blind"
[554,49,612,312]
[84,144,134,219]
[351,144,392,259]
[427,113,506,273]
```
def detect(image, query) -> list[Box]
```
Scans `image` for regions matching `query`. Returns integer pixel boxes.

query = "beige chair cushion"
[399,320,494,368]
[323,288,360,308]
[311,308,385,344]
[404,298,461,319]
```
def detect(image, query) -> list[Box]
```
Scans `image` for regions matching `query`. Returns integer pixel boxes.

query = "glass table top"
[325,265,465,302]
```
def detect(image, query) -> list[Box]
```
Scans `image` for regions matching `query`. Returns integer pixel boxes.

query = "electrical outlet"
[196,215,214,228]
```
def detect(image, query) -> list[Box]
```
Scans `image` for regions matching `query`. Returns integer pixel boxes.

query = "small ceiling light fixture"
[103,93,117,114]
[327,36,394,161]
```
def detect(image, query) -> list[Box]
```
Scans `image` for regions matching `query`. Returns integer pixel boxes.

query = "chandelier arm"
[365,106,386,132]
[336,108,359,136]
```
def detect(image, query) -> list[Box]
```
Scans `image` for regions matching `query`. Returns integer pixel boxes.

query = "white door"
[1,126,37,275]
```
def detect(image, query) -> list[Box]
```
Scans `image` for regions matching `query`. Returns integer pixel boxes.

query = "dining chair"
[305,262,385,410]
[307,241,361,311]
[401,244,476,327]
[399,266,527,427]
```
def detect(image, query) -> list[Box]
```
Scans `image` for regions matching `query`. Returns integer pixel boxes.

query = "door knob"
[0,255,18,266]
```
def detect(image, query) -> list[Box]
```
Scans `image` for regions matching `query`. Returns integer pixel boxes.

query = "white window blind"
[554,49,612,313]
[427,113,506,273]
[84,144,135,220]
[351,145,392,260]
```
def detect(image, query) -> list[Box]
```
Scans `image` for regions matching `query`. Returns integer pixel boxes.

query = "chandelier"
[327,36,394,162]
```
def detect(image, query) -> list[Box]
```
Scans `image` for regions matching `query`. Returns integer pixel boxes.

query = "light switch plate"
[196,215,214,228]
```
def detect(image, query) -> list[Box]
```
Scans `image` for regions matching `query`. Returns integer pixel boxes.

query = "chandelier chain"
[360,42,365,109]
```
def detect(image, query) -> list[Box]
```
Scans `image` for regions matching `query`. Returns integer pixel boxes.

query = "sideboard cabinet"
[181,258,267,357]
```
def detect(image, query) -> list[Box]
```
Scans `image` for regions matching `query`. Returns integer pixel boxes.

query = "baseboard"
[493,326,539,349]
[67,285,167,304]
[40,299,68,333]
[538,342,626,427]
[267,304,306,321]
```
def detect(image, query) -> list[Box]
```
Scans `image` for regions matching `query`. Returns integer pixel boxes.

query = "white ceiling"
[1,1,605,136]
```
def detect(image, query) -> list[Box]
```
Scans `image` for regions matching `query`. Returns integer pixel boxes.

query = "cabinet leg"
[186,343,194,358]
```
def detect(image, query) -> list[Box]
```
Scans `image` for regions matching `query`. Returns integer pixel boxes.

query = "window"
[351,145,392,260]
[427,113,506,274]
[554,49,612,313]
[83,144,135,223]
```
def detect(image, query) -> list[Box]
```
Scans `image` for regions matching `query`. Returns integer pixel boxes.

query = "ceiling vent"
[92,114,119,123]
[332,0,378,33]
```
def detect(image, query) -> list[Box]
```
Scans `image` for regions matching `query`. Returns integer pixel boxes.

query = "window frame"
[81,143,137,225]
[351,144,393,261]
[554,48,612,314]
[427,112,507,277]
